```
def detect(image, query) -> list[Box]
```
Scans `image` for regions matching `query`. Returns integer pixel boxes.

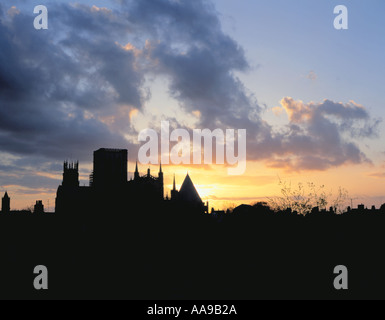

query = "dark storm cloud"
[55,4,131,38]
[0,2,143,164]
[0,0,266,170]
[53,4,146,110]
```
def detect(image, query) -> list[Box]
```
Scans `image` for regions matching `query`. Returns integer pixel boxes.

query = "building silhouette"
[129,161,164,200]
[91,149,127,188]
[62,161,79,188]
[55,148,207,214]
[171,173,208,212]
[34,200,44,214]
[1,192,10,213]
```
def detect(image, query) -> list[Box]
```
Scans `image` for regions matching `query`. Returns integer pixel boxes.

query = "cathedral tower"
[2,192,10,213]
[62,161,79,188]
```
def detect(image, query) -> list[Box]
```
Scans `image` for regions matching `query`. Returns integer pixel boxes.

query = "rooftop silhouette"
[1,148,385,300]
[55,148,208,215]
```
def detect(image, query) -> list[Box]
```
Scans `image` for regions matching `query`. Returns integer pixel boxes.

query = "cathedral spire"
[134,161,139,180]
[158,162,163,181]
[2,191,10,213]
[178,173,202,203]
[173,174,176,191]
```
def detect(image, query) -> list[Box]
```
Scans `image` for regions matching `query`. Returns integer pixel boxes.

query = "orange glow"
[4,159,385,212]
[192,110,201,118]
[129,109,139,121]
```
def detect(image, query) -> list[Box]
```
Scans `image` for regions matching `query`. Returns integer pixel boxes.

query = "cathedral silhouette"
[3,150,385,300]
[55,148,208,215]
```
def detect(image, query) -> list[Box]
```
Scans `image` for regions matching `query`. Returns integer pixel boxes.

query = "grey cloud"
[123,0,258,130]
[261,98,379,171]
[120,0,377,173]
[0,0,381,187]
[0,2,143,166]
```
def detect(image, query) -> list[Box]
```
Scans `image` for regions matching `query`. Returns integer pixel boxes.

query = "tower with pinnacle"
[2,192,10,213]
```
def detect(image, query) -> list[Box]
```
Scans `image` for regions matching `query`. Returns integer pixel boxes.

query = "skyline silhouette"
[1,148,385,299]
[1,147,384,215]
[1,0,385,300]
[0,1,385,212]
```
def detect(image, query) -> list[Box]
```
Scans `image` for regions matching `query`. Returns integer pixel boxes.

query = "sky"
[0,0,384,211]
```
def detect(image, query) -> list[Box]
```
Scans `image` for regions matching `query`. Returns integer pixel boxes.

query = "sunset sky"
[0,0,385,211]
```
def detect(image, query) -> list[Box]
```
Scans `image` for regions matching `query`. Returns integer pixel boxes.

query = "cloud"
[259,98,379,171]
[0,3,148,163]
[368,172,385,179]
[0,0,259,164]
[119,1,380,172]
[0,0,381,201]
[123,0,259,131]
[272,106,284,116]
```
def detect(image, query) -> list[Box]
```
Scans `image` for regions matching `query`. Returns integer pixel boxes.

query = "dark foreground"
[1,205,385,300]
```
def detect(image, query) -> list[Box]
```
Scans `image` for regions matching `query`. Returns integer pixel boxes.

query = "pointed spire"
[173,174,176,191]
[159,162,162,173]
[179,173,202,203]
[134,161,140,180]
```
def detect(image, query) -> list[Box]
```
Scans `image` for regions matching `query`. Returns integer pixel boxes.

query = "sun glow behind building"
[0,0,384,211]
